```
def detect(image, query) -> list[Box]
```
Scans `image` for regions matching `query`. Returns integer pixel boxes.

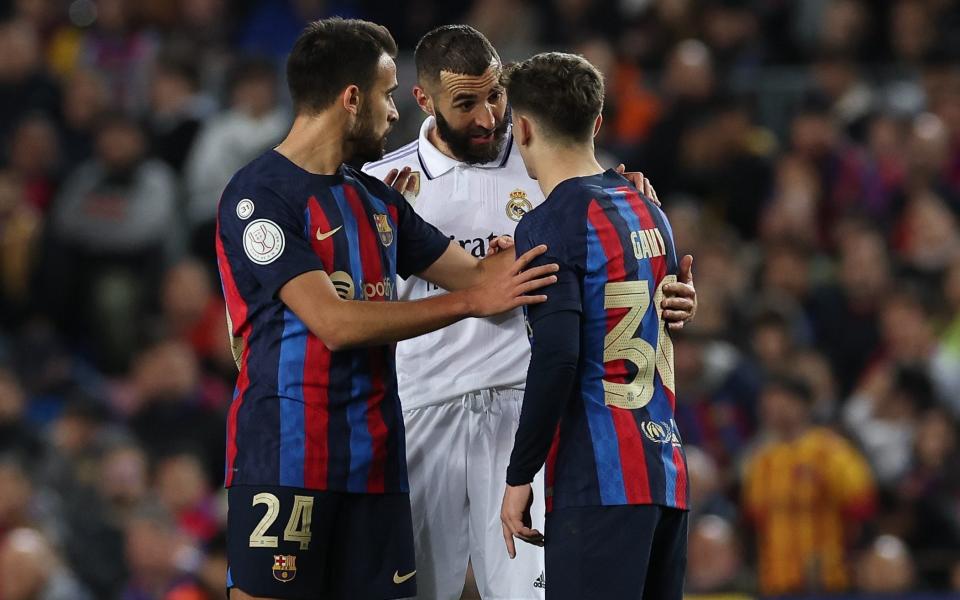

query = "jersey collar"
[416,116,513,180]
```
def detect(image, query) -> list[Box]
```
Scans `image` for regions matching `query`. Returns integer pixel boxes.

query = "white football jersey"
[363,116,544,409]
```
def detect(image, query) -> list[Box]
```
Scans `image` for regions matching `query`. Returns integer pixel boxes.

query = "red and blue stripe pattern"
[217,169,408,494]
[546,181,688,511]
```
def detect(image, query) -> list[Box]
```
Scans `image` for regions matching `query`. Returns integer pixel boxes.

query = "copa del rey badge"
[374,213,394,246]
[243,219,285,265]
[272,554,297,583]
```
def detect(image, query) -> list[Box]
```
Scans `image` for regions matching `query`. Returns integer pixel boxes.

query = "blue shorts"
[544,504,688,600]
[226,485,416,600]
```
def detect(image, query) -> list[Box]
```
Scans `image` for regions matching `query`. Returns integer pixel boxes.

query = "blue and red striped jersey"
[216,150,449,493]
[514,169,688,512]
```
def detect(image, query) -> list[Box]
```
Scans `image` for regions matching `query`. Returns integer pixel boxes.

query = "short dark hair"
[286,17,397,113]
[414,25,500,85]
[503,52,604,143]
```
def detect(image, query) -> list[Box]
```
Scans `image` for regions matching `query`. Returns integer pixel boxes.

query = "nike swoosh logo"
[393,570,416,584]
[316,225,342,241]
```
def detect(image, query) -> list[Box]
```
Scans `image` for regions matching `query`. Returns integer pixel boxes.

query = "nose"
[388,99,399,123]
[475,104,495,131]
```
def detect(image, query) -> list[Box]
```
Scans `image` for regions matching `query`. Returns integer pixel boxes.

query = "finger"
[517,263,560,281]
[383,168,398,187]
[502,522,516,559]
[667,321,686,331]
[517,275,558,294]
[643,177,653,198]
[616,163,626,174]
[515,294,548,306]
[662,282,696,298]
[512,244,548,273]
[660,298,695,311]
[393,167,412,192]
[516,526,544,540]
[679,254,694,284]
[662,309,691,322]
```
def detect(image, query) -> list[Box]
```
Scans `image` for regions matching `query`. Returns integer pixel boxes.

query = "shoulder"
[361,140,420,177]
[343,165,404,205]
[219,154,300,226]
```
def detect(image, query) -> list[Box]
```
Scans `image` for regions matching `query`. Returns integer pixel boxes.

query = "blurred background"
[1,0,960,598]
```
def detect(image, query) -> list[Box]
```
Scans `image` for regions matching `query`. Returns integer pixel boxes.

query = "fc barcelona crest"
[374,213,394,247]
[272,555,297,583]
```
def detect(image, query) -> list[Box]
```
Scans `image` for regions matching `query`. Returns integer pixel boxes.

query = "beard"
[346,104,390,165]
[435,108,509,165]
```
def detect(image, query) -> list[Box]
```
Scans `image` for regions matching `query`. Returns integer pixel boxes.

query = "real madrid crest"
[506,189,533,222]
[373,213,394,246]
[272,555,297,583]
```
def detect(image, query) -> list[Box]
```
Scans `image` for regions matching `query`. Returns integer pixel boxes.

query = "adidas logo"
[533,572,546,589]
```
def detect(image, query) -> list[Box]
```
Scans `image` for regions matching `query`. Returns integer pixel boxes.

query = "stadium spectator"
[742,374,875,596]
[47,114,179,369]
[184,58,288,261]
[855,535,915,594]
[686,515,746,594]
[0,527,93,600]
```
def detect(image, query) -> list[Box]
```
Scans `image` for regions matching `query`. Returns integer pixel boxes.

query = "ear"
[514,114,533,147]
[413,86,434,117]
[593,113,603,138]
[341,84,361,116]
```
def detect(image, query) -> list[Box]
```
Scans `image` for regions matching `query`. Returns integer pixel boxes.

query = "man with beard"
[216,19,560,600]
[363,25,697,600]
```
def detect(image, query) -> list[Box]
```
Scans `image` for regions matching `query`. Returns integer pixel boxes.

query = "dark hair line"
[502,52,605,143]
[414,24,501,85]
[286,17,398,113]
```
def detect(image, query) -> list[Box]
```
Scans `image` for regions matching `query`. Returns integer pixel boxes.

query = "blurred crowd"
[2,0,960,598]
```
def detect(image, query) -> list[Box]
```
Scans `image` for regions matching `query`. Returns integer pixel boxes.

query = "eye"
[458,102,475,112]
[489,90,503,102]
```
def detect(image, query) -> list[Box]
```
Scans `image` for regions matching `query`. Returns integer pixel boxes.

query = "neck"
[274,111,346,175]
[427,119,458,161]
[532,145,604,197]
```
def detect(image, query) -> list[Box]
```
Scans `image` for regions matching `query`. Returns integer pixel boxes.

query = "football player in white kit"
[364,25,697,600]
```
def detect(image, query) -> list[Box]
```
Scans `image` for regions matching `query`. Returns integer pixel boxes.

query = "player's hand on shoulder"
[500,483,543,560]
[616,164,660,207]
[466,245,558,317]
[661,254,697,330]
[383,166,417,197]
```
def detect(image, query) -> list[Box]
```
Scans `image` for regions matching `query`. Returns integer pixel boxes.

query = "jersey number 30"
[602,275,676,409]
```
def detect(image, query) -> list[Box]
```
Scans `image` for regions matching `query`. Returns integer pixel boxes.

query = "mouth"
[469,132,494,145]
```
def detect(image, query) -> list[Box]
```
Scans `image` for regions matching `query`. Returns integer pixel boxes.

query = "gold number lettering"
[249,493,280,547]
[283,495,314,550]
[602,275,677,407]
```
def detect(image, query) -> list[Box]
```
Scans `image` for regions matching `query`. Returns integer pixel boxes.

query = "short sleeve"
[390,188,451,279]
[218,183,325,298]
[516,214,582,322]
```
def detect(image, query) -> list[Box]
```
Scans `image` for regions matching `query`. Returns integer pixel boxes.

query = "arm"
[279,244,557,351]
[501,263,583,558]
[506,308,581,484]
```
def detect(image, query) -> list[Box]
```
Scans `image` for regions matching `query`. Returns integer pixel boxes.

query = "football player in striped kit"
[364,26,696,600]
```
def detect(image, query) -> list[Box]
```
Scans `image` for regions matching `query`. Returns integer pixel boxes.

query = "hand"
[616,164,660,207]
[383,166,417,198]
[466,245,558,317]
[661,254,696,330]
[500,483,543,559]
[489,235,514,254]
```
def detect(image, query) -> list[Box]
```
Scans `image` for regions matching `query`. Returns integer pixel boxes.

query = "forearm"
[506,310,581,485]
[313,291,476,350]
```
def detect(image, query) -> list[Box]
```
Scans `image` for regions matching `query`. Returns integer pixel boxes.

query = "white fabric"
[402,389,546,600]
[363,117,546,410]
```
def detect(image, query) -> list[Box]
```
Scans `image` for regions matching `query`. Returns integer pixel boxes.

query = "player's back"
[515,169,688,512]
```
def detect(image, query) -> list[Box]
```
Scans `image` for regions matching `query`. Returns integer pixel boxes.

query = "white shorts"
[403,388,546,600]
